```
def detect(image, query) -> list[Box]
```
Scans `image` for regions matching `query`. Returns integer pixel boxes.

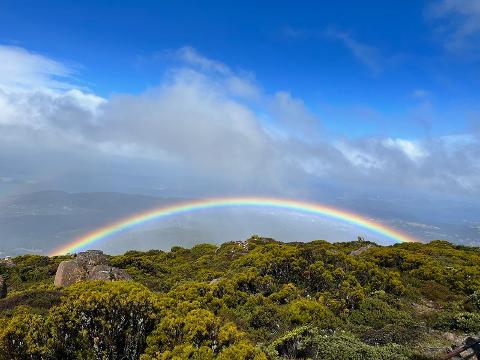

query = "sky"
[0,0,479,246]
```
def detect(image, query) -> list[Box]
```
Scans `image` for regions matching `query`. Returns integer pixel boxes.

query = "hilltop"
[0,237,479,359]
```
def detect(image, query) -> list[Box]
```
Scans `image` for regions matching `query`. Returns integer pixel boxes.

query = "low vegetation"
[0,236,479,359]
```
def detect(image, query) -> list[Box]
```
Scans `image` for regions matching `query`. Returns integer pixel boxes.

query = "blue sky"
[1,0,479,138]
[0,1,480,246]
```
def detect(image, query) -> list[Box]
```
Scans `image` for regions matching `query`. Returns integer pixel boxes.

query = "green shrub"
[49,281,159,359]
[466,290,480,311]
[1,239,479,359]
[0,289,62,315]
[434,312,480,333]
[266,326,412,360]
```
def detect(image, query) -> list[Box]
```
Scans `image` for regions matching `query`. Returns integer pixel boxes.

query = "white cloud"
[176,46,230,75]
[0,87,105,130]
[326,29,381,74]
[335,141,385,170]
[0,45,75,90]
[268,91,321,140]
[426,0,480,53]
[1,44,480,199]
[175,46,261,100]
[382,138,426,162]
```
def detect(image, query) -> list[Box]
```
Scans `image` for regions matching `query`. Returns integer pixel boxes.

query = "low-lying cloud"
[0,44,479,202]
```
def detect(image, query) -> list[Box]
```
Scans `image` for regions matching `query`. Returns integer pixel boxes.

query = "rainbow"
[49,197,419,256]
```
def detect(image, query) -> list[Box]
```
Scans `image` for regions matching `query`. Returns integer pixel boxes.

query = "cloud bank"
[0,44,479,203]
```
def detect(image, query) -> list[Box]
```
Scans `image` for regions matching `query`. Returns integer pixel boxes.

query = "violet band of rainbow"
[49,197,419,256]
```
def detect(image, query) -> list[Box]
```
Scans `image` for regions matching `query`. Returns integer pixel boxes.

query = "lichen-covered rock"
[76,250,108,267]
[349,244,373,256]
[0,257,16,268]
[54,250,131,287]
[87,265,131,281]
[0,274,6,298]
[54,259,87,287]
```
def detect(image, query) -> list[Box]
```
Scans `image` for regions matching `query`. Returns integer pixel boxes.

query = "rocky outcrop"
[86,265,132,281]
[54,260,86,287]
[349,244,373,256]
[76,250,108,268]
[54,250,131,287]
[0,275,6,298]
[0,257,16,268]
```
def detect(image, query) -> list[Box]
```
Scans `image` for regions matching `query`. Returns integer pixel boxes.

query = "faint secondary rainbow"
[49,197,419,255]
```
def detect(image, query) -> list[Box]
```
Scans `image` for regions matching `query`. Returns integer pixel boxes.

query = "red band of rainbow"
[49,197,419,256]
